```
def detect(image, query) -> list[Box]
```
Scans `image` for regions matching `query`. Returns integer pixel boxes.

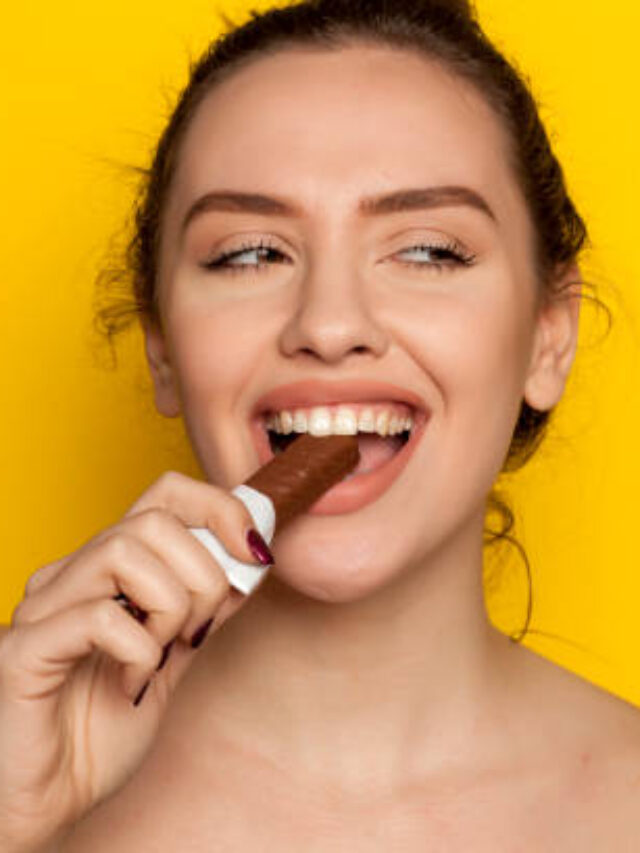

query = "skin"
[54,43,629,850]
[140,43,581,790]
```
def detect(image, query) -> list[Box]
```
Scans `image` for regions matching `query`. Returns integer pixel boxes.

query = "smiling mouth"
[261,404,417,477]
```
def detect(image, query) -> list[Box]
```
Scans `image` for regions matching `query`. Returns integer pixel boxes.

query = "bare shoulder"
[513,640,640,748]
[0,623,9,638]
[511,642,640,820]
[474,640,640,850]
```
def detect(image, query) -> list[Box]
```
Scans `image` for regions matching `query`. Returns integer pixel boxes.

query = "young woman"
[2,0,638,849]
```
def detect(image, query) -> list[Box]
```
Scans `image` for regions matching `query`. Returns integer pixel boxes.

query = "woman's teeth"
[264,405,414,438]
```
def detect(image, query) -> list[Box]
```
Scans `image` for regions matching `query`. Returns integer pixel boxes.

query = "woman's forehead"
[169,45,520,224]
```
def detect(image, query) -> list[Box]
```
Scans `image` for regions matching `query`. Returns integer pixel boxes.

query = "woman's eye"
[395,242,477,270]
[201,241,288,274]
[200,239,477,274]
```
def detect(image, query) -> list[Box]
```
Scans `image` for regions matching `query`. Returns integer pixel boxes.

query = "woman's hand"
[0,471,270,852]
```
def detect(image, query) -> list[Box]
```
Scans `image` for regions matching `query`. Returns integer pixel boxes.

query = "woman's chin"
[272,573,382,604]
[265,549,397,604]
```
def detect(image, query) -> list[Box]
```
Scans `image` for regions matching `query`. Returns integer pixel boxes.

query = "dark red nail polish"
[246,529,274,566]
[133,680,150,707]
[191,617,214,649]
[156,640,175,671]
[114,593,148,624]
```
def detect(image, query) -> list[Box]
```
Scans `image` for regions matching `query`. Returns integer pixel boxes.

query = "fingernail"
[246,529,274,566]
[156,639,175,671]
[191,617,214,649]
[114,593,148,625]
[132,680,150,707]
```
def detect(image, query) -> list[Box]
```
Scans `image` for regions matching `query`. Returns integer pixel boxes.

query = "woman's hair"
[94,0,609,644]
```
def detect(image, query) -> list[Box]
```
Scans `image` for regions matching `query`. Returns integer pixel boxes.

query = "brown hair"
[94,0,610,645]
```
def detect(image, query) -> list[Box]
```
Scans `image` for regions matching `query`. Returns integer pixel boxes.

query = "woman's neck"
[181,519,518,794]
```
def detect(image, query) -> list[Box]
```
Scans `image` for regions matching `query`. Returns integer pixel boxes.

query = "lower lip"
[250,412,429,516]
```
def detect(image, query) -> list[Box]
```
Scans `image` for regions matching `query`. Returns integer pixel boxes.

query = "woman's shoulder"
[509,642,640,834]
[515,640,640,743]
[508,639,640,764]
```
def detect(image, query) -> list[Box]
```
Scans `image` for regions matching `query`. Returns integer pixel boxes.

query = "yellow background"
[2,1,639,702]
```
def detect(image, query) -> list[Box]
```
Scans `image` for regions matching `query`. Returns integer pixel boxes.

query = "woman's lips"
[248,409,429,516]
[251,380,429,421]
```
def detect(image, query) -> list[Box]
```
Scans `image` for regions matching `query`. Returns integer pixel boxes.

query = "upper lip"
[251,379,430,420]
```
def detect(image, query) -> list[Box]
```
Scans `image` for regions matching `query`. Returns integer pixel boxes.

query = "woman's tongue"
[352,433,404,476]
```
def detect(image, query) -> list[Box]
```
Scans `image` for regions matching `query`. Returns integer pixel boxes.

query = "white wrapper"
[188,485,276,595]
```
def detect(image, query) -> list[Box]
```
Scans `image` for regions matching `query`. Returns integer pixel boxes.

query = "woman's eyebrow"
[180,185,497,234]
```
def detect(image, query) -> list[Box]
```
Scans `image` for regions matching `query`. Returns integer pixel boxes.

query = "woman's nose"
[278,265,389,365]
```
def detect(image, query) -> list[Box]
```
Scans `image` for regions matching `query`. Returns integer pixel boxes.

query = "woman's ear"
[141,317,182,418]
[523,263,582,412]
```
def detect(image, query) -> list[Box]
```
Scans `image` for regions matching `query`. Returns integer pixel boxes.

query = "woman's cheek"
[421,288,531,456]
[168,302,255,394]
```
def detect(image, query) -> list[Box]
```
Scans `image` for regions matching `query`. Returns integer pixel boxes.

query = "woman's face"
[145,45,576,602]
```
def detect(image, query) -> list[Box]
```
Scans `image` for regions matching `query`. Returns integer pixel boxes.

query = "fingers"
[124,471,261,566]
[10,470,273,703]
[13,510,232,647]
[23,556,69,597]
[1,598,162,702]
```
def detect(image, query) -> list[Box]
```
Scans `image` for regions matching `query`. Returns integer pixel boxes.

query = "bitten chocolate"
[245,433,360,533]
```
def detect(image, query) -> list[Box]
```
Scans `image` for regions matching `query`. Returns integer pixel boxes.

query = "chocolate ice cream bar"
[188,433,360,594]
[245,433,360,534]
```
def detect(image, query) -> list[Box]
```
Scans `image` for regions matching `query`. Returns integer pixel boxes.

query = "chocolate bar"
[245,433,360,533]
[187,433,360,595]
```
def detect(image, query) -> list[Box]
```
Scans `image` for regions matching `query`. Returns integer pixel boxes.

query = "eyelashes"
[202,239,286,274]
[395,240,477,269]
[200,237,477,275]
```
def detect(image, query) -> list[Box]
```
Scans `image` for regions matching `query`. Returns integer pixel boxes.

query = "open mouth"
[260,403,419,478]
[248,400,429,515]
[268,428,410,454]
[249,386,430,514]
[268,431,410,480]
